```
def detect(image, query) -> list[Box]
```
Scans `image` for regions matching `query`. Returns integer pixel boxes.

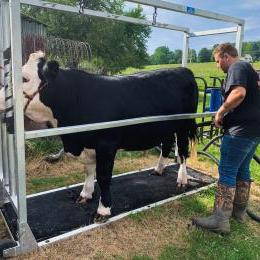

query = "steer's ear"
[38,61,59,81]
[42,60,60,80]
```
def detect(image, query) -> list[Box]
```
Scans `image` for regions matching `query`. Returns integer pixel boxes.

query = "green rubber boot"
[192,183,236,234]
[232,180,251,222]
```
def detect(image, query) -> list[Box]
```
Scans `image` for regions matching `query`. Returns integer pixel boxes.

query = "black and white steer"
[6,51,199,219]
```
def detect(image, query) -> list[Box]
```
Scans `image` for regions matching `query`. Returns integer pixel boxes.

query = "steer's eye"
[23,77,29,83]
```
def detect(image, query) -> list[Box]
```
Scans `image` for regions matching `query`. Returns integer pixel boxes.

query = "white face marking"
[22,51,57,127]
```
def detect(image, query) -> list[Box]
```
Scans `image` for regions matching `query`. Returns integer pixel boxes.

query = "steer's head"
[22,51,58,128]
[0,51,54,130]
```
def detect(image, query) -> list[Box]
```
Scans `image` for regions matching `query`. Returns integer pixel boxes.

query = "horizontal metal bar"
[20,0,189,32]
[128,0,244,25]
[25,112,216,140]
[189,27,238,37]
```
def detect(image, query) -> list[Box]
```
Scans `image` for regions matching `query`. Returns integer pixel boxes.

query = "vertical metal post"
[7,134,16,198]
[235,24,244,57]
[0,0,11,201]
[182,32,189,67]
[0,1,4,196]
[4,0,38,257]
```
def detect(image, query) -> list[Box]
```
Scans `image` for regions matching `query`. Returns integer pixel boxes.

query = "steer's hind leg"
[176,130,189,192]
[153,136,175,176]
[77,149,96,204]
[95,142,117,223]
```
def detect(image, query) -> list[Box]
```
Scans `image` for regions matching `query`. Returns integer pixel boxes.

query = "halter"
[23,81,47,112]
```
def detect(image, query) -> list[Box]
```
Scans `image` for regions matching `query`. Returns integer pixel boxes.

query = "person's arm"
[214,86,246,128]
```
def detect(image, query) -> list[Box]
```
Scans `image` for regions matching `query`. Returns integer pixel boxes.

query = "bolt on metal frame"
[0,0,244,256]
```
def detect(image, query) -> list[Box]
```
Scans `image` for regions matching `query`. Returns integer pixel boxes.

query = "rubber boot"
[192,183,236,234]
[232,180,251,222]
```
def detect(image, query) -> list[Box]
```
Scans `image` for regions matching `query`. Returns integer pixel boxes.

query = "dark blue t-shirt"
[222,61,260,137]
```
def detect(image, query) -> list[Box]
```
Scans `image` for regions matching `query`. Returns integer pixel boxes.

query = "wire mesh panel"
[21,34,91,68]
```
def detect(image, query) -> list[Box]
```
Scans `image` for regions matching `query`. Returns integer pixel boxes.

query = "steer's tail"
[188,118,197,141]
[188,119,198,160]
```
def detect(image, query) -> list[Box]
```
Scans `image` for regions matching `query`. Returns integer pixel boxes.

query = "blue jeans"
[218,134,260,187]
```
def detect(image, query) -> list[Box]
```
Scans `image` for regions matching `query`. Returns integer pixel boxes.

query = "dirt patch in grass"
[26,153,159,179]
[26,154,86,178]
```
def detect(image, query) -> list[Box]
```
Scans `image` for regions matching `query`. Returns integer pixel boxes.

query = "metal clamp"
[78,0,85,14]
[152,7,157,25]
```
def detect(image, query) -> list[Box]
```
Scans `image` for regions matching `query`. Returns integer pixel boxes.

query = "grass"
[26,137,63,157]
[122,61,260,90]
[27,173,84,194]
[127,187,260,260]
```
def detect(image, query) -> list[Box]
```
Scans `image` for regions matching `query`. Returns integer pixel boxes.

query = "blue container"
[205,88,222,112]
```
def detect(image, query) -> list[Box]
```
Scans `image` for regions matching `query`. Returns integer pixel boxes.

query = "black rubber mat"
[1,165,215,242]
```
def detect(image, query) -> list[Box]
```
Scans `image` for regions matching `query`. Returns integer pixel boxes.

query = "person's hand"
[214,110,224,128]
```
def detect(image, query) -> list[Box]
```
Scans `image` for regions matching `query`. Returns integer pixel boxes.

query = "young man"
[193,43,260,234]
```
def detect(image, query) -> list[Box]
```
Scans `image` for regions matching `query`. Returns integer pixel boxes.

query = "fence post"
[3,0,38,257]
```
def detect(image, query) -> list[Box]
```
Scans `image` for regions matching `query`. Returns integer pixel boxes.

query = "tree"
[149,46,174,65]
[243,41,260,61]
[198,48,212,62]
[22,0,151,74]
[189,49,197,63]
[174,49,182,64]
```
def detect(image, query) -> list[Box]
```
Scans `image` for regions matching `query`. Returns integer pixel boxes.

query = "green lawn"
[122,61,260,77]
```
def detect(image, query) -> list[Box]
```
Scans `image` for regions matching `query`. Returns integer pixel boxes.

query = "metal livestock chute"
[0,0,246,257]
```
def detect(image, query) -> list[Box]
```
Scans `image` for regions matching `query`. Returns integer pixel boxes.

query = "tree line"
[149,41,260,65]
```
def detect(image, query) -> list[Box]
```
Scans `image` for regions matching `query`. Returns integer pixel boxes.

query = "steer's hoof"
[94,214,110,224]
[176,183,187,194]
[76,196,88,204]
[150,170,164,176]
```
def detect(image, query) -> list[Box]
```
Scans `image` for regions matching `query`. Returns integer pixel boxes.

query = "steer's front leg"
[95,142,117,223]
[77,149,96,204]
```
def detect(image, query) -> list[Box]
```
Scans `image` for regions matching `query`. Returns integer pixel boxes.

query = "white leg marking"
[174,134,181,164]
[97,199,111,216]
[155,151,168,175]
[80,149,96,200]
[177,160,188,186]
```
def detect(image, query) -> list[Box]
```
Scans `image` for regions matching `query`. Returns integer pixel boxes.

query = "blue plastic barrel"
[205,88,222,112]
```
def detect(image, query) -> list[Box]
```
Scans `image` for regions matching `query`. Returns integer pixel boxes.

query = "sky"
[125,0,260,54]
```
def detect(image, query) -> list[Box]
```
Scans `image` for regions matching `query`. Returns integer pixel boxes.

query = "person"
[192,43,260,234]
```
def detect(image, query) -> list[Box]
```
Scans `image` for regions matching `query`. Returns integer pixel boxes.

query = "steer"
[3,51,198,221]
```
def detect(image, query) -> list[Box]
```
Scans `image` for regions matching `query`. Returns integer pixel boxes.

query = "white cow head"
[0,51,55,130]
[22,51,58,128]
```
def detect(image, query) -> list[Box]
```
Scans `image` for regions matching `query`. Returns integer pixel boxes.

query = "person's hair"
[213,43,238,58]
